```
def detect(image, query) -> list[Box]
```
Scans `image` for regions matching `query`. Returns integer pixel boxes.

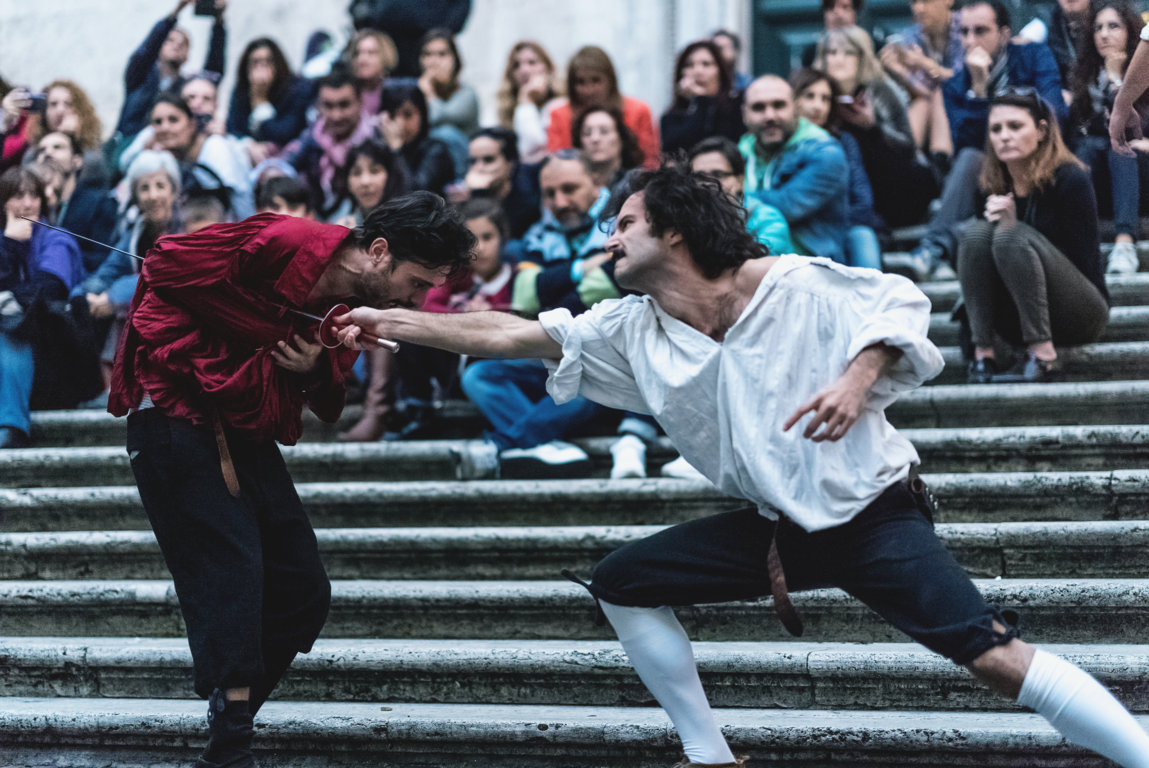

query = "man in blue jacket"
[889,0,1065,281]
[111,0,227,149]
[35,132,117,275]
[739,75,848,262]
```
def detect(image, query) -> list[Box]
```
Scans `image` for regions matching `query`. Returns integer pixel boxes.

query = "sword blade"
[19,217,142,261]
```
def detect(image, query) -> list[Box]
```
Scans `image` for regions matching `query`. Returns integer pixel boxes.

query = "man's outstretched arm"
[336,307,563,360]
[1111,38,1149,155]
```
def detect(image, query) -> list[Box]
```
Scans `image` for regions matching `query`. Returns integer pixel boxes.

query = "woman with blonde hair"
[497,40,563,163]
[958,88,1108,384]
[346,29,399,116]
[545,45,659,167]
[816,24,937,226]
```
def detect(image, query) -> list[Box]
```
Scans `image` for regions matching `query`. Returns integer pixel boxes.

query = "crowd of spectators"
[0,0,1145,472]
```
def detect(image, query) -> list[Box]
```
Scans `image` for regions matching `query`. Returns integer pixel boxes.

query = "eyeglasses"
[959,25,994,36]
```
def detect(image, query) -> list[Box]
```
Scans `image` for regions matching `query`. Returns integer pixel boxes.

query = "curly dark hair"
[356,190,476,280]
[603,162,768,278]
[571,105,645,171]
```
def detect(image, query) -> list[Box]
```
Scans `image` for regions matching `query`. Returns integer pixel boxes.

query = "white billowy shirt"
[538,254,946,533]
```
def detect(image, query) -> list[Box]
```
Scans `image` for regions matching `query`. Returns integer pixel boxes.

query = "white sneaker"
[659,454,708,481]
[610,434,647,479]
[449,439,501,480]
[1107,241,1140,274]
[500,440,592,479]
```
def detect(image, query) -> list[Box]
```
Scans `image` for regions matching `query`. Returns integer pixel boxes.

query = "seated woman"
[378,82,456,196]
[418,28,479,176]
[791,67,885,270]
[0,167,85,448]
[390,197,516,440]
[346,29,399,117]
[572,106,644,189]
[546,45,659,168]
[687,135,794,257]
[332,138,411,443]
[227,37,315,166]
[816,25,938,228]
[150,93,253,218]
[497,41,564,164]
[659,40,744,156]
[958,89,1109,384]
[1068,0,1146,274]
[453,127,541,240]
[74,151,184,389]
[329,137,407,226]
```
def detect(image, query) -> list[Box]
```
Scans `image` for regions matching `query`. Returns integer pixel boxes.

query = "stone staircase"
[2,274,1149,767]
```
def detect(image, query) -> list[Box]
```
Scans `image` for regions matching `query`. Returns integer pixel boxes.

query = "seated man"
[739,75,849,262]
[890,0,1065,280]
[455,150,619,479]
[35,131,117,274]
[285,67,374,218]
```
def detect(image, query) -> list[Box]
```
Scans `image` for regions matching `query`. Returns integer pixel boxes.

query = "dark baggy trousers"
[127,409,331,709]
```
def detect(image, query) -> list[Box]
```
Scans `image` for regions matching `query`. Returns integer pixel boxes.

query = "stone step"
[4,521,1146,581]
[5,424,1147,488]
[929,306,1149,347]
[933,342,1149,384]
[2,578,1146,644]
[920,272,1149,313]
[26,380,1149,450]
[0,697,1126,767]
[1,469,1144,533]
[3,637,1146,714]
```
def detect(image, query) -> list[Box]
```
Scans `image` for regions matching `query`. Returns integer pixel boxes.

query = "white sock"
[1017,648,1149,767]
[600,600,736,765]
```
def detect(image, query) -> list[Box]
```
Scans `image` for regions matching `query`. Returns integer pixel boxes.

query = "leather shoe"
[0,427,29,449]
[967,357,997,384]
[992,352,1061,384]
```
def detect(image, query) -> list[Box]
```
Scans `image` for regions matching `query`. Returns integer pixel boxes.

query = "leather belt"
[210,409,241,498]
[767,521,804,637]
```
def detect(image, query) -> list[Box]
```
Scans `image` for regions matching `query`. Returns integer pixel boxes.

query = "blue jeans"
[845,225,883,270]
[0,330,34,435]
[1073,134,1140,238]
[461,358,604,451]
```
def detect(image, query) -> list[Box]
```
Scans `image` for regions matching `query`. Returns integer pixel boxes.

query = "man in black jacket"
[35,132,117,274]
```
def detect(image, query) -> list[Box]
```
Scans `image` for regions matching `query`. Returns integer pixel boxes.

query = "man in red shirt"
[108,191,474,768]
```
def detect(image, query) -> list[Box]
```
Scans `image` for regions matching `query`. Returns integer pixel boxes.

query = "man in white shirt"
[335,166,1149,768]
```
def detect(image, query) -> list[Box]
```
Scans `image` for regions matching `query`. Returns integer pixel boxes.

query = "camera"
[27,93,47,113]
[193,0,216,16]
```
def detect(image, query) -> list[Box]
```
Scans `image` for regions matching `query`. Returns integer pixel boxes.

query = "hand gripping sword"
[20,217,400,352]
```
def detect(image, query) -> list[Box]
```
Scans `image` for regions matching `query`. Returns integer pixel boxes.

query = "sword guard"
[317,303,400,353]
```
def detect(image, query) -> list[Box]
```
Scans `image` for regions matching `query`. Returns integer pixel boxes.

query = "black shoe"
[992,352,1061,384]
[0,427,29,449]
[967,357,997,384]
[195,689,258,768]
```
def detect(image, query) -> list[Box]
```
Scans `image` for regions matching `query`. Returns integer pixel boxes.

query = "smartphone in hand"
[193,0,216,16]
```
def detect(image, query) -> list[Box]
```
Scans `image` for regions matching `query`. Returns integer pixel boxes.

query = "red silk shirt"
[109,213,361,445]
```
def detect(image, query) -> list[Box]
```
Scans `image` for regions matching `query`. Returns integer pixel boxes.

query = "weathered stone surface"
[4,521,1147,580]
[4,578,1149,643]
[0,697,1130,766]
[929,306,1149,346]
[920,272,1149,312]
[4,638,1148,713]
[933,342,1149,384]
[5,424,1148,487]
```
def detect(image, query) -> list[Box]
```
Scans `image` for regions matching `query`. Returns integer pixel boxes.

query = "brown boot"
[338,348,397,442]
[671,757,748,768]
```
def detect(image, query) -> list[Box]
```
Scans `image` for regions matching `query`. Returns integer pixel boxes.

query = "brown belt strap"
[210,410,241,498]
[767,523,804,637]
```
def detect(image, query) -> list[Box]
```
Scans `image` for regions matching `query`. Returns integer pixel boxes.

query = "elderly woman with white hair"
[73,150,184,386]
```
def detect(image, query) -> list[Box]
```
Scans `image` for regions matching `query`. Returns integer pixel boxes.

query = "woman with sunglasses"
[958,89,1109,384]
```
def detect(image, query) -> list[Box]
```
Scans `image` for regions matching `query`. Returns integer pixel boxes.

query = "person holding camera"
[111,0,228,153]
